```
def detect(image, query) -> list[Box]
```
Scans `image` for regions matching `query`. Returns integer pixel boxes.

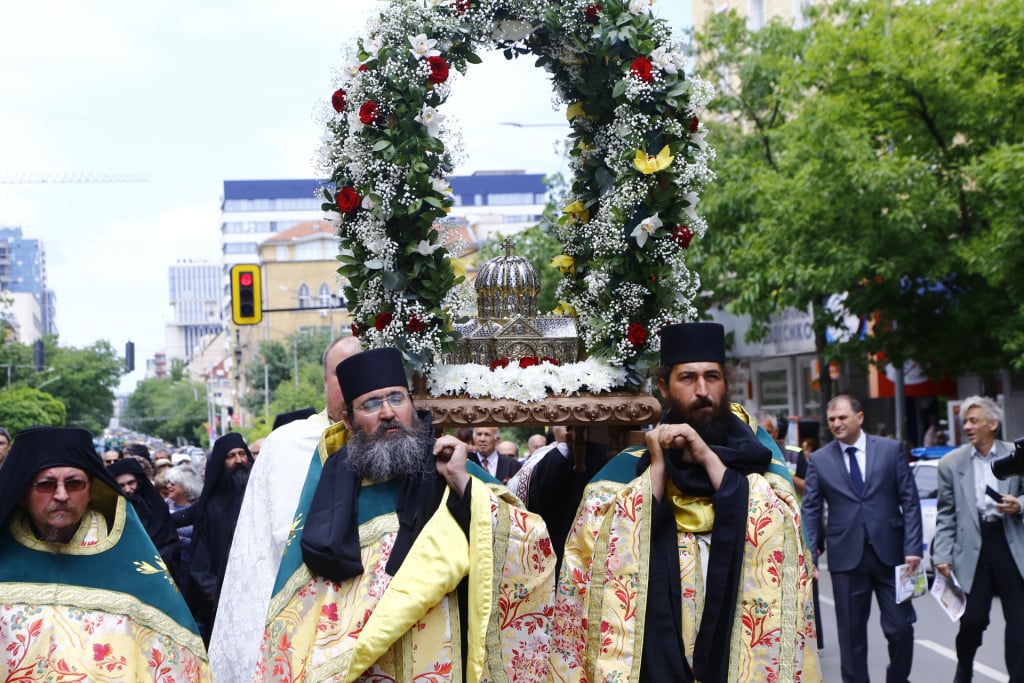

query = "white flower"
[415,240,443,256]
[323,209,344,228]
[324,210,342,228]
[650,46,678,75]
[628,0,651,15]
[425,359,627,402]
[408,33,440,59]
[344,59,362,78]
[361,194,377,211]
[431,177,453,196]
[363,37,383,60]
[415,105,445,137]
[366,239,387,254]
[630,214,662,248]
[690,128,708,151]
[682,192,700,222]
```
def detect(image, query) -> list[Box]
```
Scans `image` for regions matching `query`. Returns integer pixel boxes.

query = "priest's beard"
[666,394,731,446]
[346,413,435,482]
[228,459,251,488]
[32,505,82,545]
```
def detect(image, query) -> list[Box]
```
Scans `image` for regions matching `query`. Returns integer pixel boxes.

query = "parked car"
[910,459,939,578]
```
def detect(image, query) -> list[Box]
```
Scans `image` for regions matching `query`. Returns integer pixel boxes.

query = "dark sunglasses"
[32,478,89,494]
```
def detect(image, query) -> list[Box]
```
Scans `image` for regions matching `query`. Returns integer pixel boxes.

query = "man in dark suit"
[932,395,1024,683]
[468,426,521,483]
[802,394,923,683]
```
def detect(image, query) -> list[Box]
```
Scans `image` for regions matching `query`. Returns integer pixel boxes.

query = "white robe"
[207,410,329,683]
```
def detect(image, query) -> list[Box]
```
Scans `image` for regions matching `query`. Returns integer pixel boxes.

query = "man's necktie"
[846,445,864,495]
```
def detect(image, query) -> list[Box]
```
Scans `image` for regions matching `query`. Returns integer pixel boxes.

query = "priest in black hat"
[252,347,556,682]
[0,426,209,678]
[550,322,823,683]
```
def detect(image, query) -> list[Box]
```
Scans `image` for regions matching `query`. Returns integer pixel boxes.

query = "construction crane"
[0,172,149,184]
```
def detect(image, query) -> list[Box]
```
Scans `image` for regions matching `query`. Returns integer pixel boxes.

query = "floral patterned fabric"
[255,481,555,683]
[550,453,823,683]
[1,601,208,682]
[1,505,211,682]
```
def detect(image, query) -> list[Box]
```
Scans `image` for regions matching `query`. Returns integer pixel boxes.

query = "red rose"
[519,356,540,369]
[541,356,560,366]
[359,101,379,125]
[331,89,347,113]
[626,322,648,347]
[489,358,510,371]
[583,4,602,23]
[455,0,472,15]
[350,323,360,337]
[406,315,426,333]
[630,57,653,83]
[672,225,694,249]
[336,186,360,213]
[426,56,450,84]
[374,312,393,331]
[689,115,700,133]
[359,64,367,72]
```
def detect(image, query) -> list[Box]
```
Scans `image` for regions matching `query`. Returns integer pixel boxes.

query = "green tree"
[241,330,333,416]
[269,373,324,416]
[0,386,67,431]
[0,337,123,433]
[46,341,124,433]
[122,377,207,445]
[689,0,1024,391]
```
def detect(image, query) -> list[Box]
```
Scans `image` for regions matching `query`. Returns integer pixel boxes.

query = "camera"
[991,437,1024,480]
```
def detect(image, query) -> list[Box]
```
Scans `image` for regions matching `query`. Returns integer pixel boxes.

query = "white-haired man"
[933,396,1024,682]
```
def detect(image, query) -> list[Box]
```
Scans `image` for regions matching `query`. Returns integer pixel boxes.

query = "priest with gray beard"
[253,347,556,683]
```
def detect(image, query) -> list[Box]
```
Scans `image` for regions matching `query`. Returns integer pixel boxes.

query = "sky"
[0,0,690,394]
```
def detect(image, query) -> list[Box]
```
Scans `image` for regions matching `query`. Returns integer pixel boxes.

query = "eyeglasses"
[31,478,89,494]
[355,391,409,414]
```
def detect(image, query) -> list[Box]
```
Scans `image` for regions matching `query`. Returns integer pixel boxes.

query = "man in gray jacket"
[933,395,1024,683]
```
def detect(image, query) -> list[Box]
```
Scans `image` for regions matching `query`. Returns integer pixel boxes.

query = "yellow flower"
[566,102,587,121]
[552,301,577,316]
[633,145,675,175]
[562,200,590,223]
[551,254,575,274]
[449,257,466,279]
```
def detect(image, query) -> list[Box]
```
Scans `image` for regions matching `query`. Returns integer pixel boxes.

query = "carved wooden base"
[414,392,664,459]
[414,392,663,428]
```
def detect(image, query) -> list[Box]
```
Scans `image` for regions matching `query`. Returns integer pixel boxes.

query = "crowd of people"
[0,323,1020,682]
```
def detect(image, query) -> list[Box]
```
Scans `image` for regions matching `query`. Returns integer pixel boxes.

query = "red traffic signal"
[230,264,263,325]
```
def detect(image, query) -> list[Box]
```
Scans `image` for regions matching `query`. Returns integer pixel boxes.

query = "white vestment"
[208,410,329,683]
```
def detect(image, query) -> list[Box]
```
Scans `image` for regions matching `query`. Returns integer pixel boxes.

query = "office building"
[0,226,57,340]
[165,260,224,361]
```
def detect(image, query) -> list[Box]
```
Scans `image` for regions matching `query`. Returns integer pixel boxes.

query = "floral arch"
[319,0,715,390]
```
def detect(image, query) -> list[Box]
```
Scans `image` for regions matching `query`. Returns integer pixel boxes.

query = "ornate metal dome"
[475,239,540,319]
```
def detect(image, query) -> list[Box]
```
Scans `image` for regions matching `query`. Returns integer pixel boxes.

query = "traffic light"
[230,264,263,325]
